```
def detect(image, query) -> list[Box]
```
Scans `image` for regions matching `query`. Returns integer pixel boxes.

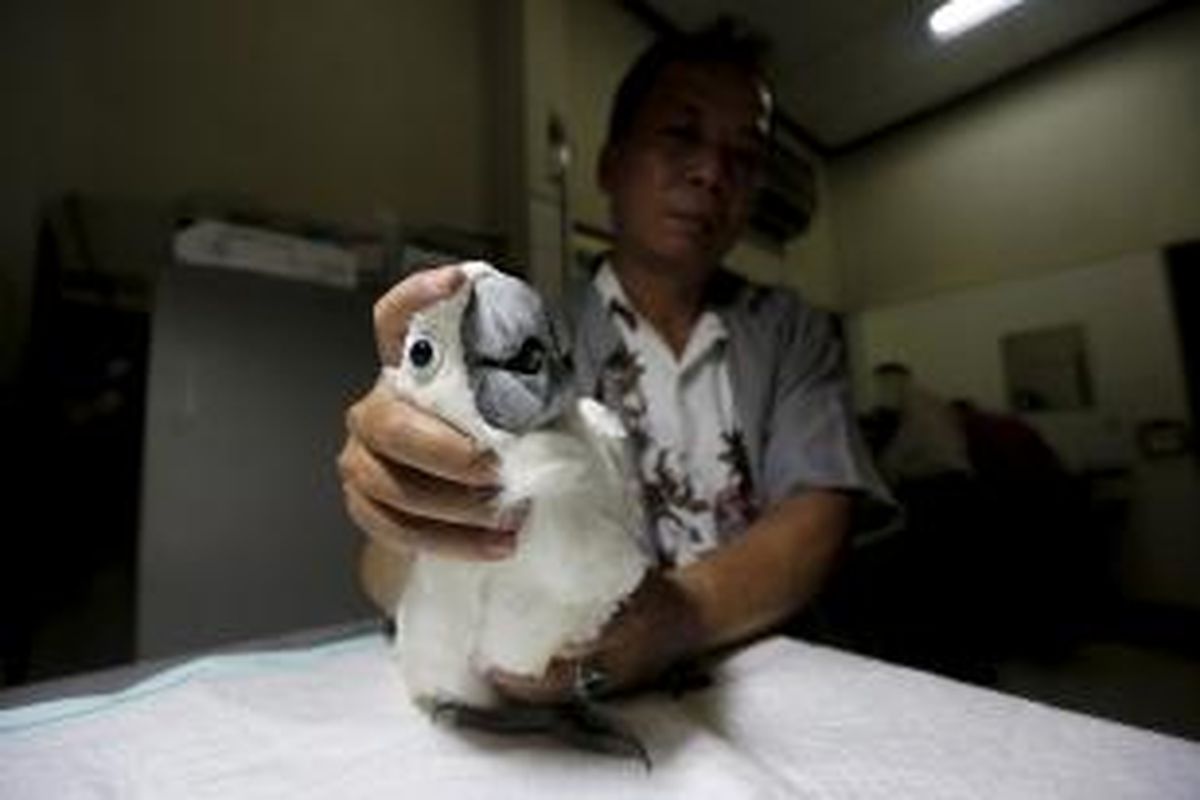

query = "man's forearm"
[671,489,851,654]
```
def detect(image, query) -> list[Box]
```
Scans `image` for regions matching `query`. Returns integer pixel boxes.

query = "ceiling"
[636,0,1176,152]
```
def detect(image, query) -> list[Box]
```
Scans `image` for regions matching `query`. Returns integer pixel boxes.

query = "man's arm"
[673,488,849,652]
[491,488,850,702]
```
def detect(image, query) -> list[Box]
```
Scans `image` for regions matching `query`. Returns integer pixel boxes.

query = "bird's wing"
[573,397,647,556]
[574,397,629,476]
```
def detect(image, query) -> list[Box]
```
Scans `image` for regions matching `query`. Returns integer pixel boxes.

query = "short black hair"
[605,17,772,146]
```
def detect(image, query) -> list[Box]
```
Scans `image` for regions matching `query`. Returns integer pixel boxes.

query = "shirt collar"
[592,260,728,368]
[594,262,639,333]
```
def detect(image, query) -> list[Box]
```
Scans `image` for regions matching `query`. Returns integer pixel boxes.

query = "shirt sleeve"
[761,295,894,513]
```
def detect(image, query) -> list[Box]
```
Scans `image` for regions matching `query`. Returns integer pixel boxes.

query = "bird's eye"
[507,337,546,375]
[406,335,441,382]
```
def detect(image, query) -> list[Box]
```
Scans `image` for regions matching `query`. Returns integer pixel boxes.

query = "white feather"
[383,263,648,710]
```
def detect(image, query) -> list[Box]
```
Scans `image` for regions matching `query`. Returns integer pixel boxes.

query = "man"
[338,22,886,701]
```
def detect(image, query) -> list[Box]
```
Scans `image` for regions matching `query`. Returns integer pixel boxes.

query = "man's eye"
[660,124,701,144]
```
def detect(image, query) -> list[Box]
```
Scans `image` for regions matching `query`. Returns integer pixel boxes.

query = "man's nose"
[684,143,735,195]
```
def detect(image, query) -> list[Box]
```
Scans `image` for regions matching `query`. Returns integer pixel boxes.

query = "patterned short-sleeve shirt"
[592,265,758,567]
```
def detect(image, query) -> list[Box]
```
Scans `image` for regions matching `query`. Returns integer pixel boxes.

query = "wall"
[514,0,573,299]
[563,0,843,309]
[138,265,378,658]
[846,251,1200,609]
[832,4,1200,612]
[847,251,1187,466]
[0,0,495,384]
[833,3,1200,310]
[1,0,505,660]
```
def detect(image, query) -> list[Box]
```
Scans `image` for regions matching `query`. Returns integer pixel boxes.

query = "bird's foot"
[429,699,651,770]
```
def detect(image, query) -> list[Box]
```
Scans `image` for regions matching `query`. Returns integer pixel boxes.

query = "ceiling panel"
[641,0,1174,150]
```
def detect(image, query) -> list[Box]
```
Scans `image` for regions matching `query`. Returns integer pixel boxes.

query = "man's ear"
[597,142,619,195]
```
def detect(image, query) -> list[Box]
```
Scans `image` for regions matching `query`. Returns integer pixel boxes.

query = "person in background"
[951,397,1085,657]
[337,20,889,701]
[859,363,985,678]
[870,362,972,486]
[860,363,1084,680]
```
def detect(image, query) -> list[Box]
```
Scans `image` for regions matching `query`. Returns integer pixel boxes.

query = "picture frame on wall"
[1002,323,1095,412]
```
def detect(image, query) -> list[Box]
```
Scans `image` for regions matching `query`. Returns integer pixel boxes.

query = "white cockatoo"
[382,262,650,759]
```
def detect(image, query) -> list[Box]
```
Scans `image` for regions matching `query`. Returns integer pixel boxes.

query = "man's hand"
[488,571,704,703]
[337,266,520,608]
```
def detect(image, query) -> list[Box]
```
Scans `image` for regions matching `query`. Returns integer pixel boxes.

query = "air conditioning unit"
[750,129,817,245]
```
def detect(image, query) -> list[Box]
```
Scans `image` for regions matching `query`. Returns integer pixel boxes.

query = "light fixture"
[928,0,1025,41]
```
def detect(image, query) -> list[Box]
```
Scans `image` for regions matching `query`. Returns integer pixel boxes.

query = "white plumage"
[382,262,648,712]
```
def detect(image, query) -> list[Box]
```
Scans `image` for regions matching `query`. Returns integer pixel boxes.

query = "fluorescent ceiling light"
[928,0,1025,41]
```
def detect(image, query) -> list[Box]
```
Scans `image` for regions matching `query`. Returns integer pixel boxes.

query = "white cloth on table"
[2,635,1197,799]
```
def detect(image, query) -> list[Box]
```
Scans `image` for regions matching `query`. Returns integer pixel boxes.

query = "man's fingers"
[343,483,515,561]
[374,265,466,365]
[347,384,497,488]
[338,437,506,529]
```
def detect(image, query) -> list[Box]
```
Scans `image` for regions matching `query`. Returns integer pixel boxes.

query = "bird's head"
[461,266,574,433]
[395,263,574,437]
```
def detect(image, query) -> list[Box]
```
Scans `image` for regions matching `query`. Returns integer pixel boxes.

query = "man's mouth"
[664,211,716,236]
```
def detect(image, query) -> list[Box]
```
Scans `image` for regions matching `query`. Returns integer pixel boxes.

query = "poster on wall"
[1002,323,1094,412]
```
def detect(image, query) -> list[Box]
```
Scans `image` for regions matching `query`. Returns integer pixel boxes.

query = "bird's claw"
[428,699,651,770]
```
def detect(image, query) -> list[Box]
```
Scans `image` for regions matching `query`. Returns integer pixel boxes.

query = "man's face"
[601,61,769,278]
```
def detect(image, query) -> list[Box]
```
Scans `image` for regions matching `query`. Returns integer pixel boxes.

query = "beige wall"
[0,0,494,381]
[836,5,1200,611]
[846,251,1200,608]
[564,0,650,238]
[833,4,1200,310]
[563,0,842,309]
[847,252,1188,465]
